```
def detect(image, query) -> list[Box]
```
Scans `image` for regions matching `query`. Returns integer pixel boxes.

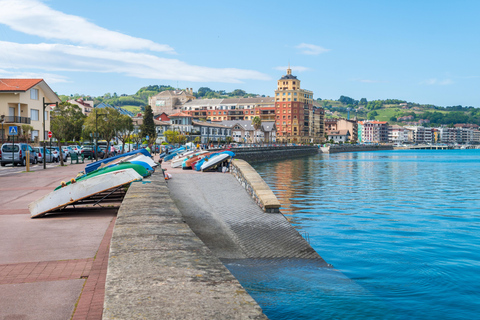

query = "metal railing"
[3,116,31,124]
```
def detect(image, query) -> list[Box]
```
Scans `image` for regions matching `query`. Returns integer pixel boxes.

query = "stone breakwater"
[320,145,393,153]
[231,146,318,162]
[103,173,267,320]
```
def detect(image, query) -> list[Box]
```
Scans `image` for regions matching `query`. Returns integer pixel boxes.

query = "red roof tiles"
[0,79,43,92]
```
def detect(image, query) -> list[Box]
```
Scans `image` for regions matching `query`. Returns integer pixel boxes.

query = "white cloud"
[274,66,310,72]
[421,78,453,85]
[0,41,271,83]
[0,0,175,53]
[0,69,69,83]
[295,43,330,55]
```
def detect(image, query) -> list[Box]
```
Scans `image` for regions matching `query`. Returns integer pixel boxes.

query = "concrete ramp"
[167,172,326,262]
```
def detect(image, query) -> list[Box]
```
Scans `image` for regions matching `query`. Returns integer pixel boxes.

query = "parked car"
[33,147,57,163]
[61,146,74,159]
[46,147,62,162]
[70,145,82,154]
[0,143,38,166]
[81,145,105,159]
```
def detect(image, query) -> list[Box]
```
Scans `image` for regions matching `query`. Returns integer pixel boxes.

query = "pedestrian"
[146,143,152,154]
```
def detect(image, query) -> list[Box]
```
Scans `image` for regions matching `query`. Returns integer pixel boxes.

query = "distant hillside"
[59,85,262,109]
[322,96,480,126]
[59,88,479,126]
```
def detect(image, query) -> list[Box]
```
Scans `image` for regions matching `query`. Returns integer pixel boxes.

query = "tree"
[83,107,122,158]
[20,124,34,141]
[163,130,179,144]
[51,102,86,165]
[367,111,378,120]
[251,116,262,143]
[197,87,212,97]
[140,105,155,143]
[116,115,134,154]
[359,98,368,105]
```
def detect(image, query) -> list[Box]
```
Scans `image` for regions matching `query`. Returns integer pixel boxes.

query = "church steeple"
[287,63,292,75]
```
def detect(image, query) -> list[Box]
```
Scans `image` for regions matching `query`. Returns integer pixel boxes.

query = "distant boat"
[29,168,143,218]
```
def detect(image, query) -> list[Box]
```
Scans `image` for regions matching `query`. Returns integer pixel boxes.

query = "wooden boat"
[171,150,207,168]
[185,149,229,169]
[200,152,233,171]
[163,147,186,162]
[29,168,143,218]
[128,154,157,168]
[85,149,151,174]
[55,162,150,190]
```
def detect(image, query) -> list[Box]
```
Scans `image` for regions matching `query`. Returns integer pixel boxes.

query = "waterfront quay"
[0,163,117,320]
[0,148,324,319]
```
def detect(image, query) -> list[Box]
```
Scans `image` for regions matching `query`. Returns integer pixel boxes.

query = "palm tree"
[251,116,262,143]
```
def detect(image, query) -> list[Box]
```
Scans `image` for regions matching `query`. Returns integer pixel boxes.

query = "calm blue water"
[224,150,480,319]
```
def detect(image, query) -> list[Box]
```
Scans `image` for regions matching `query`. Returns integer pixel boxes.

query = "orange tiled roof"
[169,112,192,117]
[0,79,43,92]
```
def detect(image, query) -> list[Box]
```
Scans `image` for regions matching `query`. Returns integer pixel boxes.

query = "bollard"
[26,150,30,172]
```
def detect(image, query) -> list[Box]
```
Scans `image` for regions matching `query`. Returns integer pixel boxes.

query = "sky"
[0,0,479,107]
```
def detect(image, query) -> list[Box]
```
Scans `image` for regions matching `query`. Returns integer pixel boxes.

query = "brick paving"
[72,216,116,320]
[0,163,119,320]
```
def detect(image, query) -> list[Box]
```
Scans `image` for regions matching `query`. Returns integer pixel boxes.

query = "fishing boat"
[55,162,150,190]
[29,168,143,218]
[85,149,151,174]
[199,151,235,172]
[163,147,186,162]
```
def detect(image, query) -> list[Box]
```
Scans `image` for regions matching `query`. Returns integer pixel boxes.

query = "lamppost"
[95,110,106,161]
[43,98,58,170]
[0,115,4,144]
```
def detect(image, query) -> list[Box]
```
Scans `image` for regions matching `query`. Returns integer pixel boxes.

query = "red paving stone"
[72,216,116,320]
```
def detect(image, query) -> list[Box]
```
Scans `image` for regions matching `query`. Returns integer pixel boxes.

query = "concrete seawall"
[103,173,267,319]
[231,146,318,162]
[320,145,393,153]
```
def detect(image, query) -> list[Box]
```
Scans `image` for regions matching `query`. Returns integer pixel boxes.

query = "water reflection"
[248,150,480,320]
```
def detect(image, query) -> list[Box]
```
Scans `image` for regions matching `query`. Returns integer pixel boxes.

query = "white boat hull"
[28,168,142,218]
[200,154,231,171]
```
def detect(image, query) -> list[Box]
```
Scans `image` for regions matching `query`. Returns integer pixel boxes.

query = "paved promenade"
[0,162,118,320]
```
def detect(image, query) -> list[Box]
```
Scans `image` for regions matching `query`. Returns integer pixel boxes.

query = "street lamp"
[0,115,4,144]
[95,110,106,161]
[43,98,58,170]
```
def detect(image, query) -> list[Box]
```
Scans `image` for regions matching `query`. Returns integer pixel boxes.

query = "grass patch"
[121,105,142,113]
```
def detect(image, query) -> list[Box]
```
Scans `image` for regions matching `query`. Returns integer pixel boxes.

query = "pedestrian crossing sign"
[9,126,18,135]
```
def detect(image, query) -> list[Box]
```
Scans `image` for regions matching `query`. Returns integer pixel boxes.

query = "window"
[30,88,39,100]
[294,98,297,101]
[294,92,297,96]
[31,109,39,121]
[288,92,291,95]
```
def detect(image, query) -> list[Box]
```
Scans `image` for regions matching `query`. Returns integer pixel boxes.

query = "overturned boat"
[29,168,143,218]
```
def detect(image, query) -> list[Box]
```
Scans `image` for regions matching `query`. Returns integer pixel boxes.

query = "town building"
[274,67,315,143]
[220,120,276,143]
[67,98,94,116]
[327,130,350,143]
[388,125,409,143]
[149,89,195,115]
[359,120,389,143]
[0,79,60,143]
[95,102,134,117]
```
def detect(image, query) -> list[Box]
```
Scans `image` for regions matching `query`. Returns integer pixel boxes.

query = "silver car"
[0,143,38,166]
[33,147,56,163]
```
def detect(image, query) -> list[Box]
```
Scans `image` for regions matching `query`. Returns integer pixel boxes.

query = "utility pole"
[43,98,57,169]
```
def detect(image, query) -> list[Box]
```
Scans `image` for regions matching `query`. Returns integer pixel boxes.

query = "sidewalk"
[0,162,118,320]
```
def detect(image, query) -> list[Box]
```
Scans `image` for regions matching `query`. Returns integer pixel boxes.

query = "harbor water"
[224,149,480,319]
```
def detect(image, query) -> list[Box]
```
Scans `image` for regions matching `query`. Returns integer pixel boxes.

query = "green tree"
[251,116,262,143]
[115,115,134,154]
[83,107,122,158]
[51,102,86,165]
[20,124,34,141]
[367,111,378,120]
[140,105,155,143]
[163,130,179,144]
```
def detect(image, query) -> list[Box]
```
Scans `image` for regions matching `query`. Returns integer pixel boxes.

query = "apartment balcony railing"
[228,111,244,116]
[3,116,31,124]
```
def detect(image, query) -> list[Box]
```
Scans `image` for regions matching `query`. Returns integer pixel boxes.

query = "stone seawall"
[103,173,266,319]
[320,145,393,154]
[231,146,318,162]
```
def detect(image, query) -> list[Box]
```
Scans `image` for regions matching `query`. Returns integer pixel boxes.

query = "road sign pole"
[12,132,14,167]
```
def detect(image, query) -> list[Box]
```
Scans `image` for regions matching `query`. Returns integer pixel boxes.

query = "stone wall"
[231,146,318,163]
[320,145,393,153]
[103,172,266,319]
[230,159,281,213]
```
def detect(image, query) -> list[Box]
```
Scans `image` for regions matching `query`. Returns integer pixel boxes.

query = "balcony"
[228,111,244,116]
[3,116,31,124]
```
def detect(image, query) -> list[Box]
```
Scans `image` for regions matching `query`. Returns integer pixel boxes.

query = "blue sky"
[0,0,479,107]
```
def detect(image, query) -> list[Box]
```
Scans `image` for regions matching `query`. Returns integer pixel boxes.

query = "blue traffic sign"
[146,135,149,140]
[9,126,18,135]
